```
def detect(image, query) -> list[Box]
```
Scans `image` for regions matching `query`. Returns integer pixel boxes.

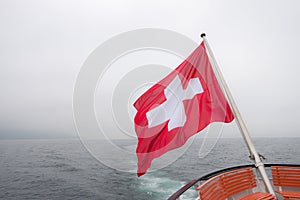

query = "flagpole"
[201,33,275,195]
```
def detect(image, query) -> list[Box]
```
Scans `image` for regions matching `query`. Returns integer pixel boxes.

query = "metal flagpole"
[201,33,275,195]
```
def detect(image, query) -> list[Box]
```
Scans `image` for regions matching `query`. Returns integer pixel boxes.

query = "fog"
[1,0,300,139]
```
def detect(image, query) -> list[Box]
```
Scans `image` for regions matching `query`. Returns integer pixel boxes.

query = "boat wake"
[137,173,198,200]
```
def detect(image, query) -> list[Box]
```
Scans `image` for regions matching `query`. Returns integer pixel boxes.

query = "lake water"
[0,138,299,199]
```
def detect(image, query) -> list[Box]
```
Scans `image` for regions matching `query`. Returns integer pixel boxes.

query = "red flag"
[133,42,234,176]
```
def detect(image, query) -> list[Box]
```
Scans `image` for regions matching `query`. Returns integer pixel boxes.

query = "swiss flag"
[133,42,234,176]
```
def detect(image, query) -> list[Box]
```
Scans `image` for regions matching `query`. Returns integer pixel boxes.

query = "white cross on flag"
[133,42,234,176]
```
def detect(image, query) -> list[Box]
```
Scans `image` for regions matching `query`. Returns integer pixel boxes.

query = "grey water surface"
[0,138,299,200]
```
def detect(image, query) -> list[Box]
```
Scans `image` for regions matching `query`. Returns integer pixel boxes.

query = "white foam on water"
[137,173,198,199]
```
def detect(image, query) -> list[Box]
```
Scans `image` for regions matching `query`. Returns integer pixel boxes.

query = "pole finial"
[200,33,206,38]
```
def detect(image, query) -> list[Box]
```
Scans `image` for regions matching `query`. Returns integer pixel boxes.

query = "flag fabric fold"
[133,42,234,176]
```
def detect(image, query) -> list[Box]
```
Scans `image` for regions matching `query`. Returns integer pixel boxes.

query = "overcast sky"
[1,0,300,139]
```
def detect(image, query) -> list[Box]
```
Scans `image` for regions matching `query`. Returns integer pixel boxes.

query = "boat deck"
[168,164,300,200]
